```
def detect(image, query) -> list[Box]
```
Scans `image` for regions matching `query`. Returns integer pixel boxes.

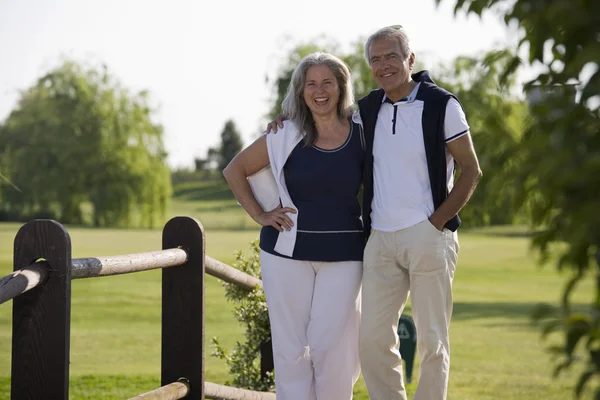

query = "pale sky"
[0,0,518,169]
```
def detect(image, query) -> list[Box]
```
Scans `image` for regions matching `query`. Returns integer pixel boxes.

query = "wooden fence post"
[260,339,274,382]
[11,220,72,400]
[161,216,205,399]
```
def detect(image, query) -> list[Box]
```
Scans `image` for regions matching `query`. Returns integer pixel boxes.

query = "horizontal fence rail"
[205,255,263,290]
[0,249,189,304]
[71,248,189,279]
[1,250,264,304]
[0,261,49,305]
[128,380,276,400]
[129,380,190,400]
[205,381,276,400]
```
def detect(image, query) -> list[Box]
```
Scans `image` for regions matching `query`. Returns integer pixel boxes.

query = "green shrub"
[211,240,274,391]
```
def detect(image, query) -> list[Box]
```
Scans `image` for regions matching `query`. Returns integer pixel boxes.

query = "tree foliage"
[196,119,244,177]
[0,59,171,227]
[433,49,531,227]
[217,120,244,172]
[440,0,600,396]
[341,40,379,101]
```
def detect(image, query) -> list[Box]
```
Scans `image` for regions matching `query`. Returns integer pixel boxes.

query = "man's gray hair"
[282,52,355,147]
[364,26,412,66]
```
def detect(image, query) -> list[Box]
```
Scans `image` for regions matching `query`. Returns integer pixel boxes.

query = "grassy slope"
[0,179,594,399]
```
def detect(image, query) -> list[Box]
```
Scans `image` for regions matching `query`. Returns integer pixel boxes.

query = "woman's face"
[303,64,340,118]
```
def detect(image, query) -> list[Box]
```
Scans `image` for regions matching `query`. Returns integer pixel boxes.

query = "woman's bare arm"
[223,135,296,232]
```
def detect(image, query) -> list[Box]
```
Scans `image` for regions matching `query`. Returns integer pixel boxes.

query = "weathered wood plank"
[205,256,262,290]
[204,381,276,400]
[162,217,205,399]
[9,250,257,289]
[0,262,49,305]
[71,248,188,279]
[11,220,72,400]
[128,380,190,400]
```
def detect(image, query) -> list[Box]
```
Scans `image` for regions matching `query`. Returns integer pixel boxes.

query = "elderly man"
[357,26,481,400]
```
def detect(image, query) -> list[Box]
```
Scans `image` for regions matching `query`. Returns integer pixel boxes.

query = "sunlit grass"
[0,181,594,398]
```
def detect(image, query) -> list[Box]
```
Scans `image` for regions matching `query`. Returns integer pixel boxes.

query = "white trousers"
[359,220,459,400]
[260,251,362,400]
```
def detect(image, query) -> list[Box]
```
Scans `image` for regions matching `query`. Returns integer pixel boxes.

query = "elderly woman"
[223,52,364,400]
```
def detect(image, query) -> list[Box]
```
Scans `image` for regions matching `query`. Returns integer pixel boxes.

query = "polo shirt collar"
[382,81,421,104]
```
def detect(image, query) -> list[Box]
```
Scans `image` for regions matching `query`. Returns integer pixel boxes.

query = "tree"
[439,0,600,396]
[341,40,379,101]
[0,58,172,228]
[433,49,531,227]
[215,119,244,173]
[193,146,220,177]
[194,158,208,172]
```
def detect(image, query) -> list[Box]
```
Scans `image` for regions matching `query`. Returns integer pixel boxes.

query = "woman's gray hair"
[364,26,412,66]
[281,52,354,147]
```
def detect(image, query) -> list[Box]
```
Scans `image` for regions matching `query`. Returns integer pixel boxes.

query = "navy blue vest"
[358,70,462,240]
[260,121,365,261]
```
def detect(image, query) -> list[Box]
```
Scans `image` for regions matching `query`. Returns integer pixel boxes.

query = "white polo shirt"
[371,82,470,232]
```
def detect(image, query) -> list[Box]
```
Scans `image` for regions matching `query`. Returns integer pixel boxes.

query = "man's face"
[368,37,414,94]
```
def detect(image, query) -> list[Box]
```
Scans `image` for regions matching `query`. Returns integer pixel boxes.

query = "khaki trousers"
[359,219,459,400]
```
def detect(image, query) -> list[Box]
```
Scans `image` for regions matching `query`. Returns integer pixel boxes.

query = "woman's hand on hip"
[254,205,296,232]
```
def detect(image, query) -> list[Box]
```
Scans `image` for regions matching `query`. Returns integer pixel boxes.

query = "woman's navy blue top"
[260,120,365,262]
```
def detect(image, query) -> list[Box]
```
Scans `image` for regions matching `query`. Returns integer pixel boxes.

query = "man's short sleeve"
[445,98,470,143]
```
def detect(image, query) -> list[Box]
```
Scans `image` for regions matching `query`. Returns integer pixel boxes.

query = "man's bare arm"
[429,134,482,230]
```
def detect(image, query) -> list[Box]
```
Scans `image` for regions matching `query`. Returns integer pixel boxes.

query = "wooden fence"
[0,216,276,400]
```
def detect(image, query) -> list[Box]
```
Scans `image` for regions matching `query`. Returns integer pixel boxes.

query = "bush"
[211,240,275,391]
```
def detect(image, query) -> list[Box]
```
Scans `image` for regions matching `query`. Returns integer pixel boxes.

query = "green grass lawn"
[0,180,596,399]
